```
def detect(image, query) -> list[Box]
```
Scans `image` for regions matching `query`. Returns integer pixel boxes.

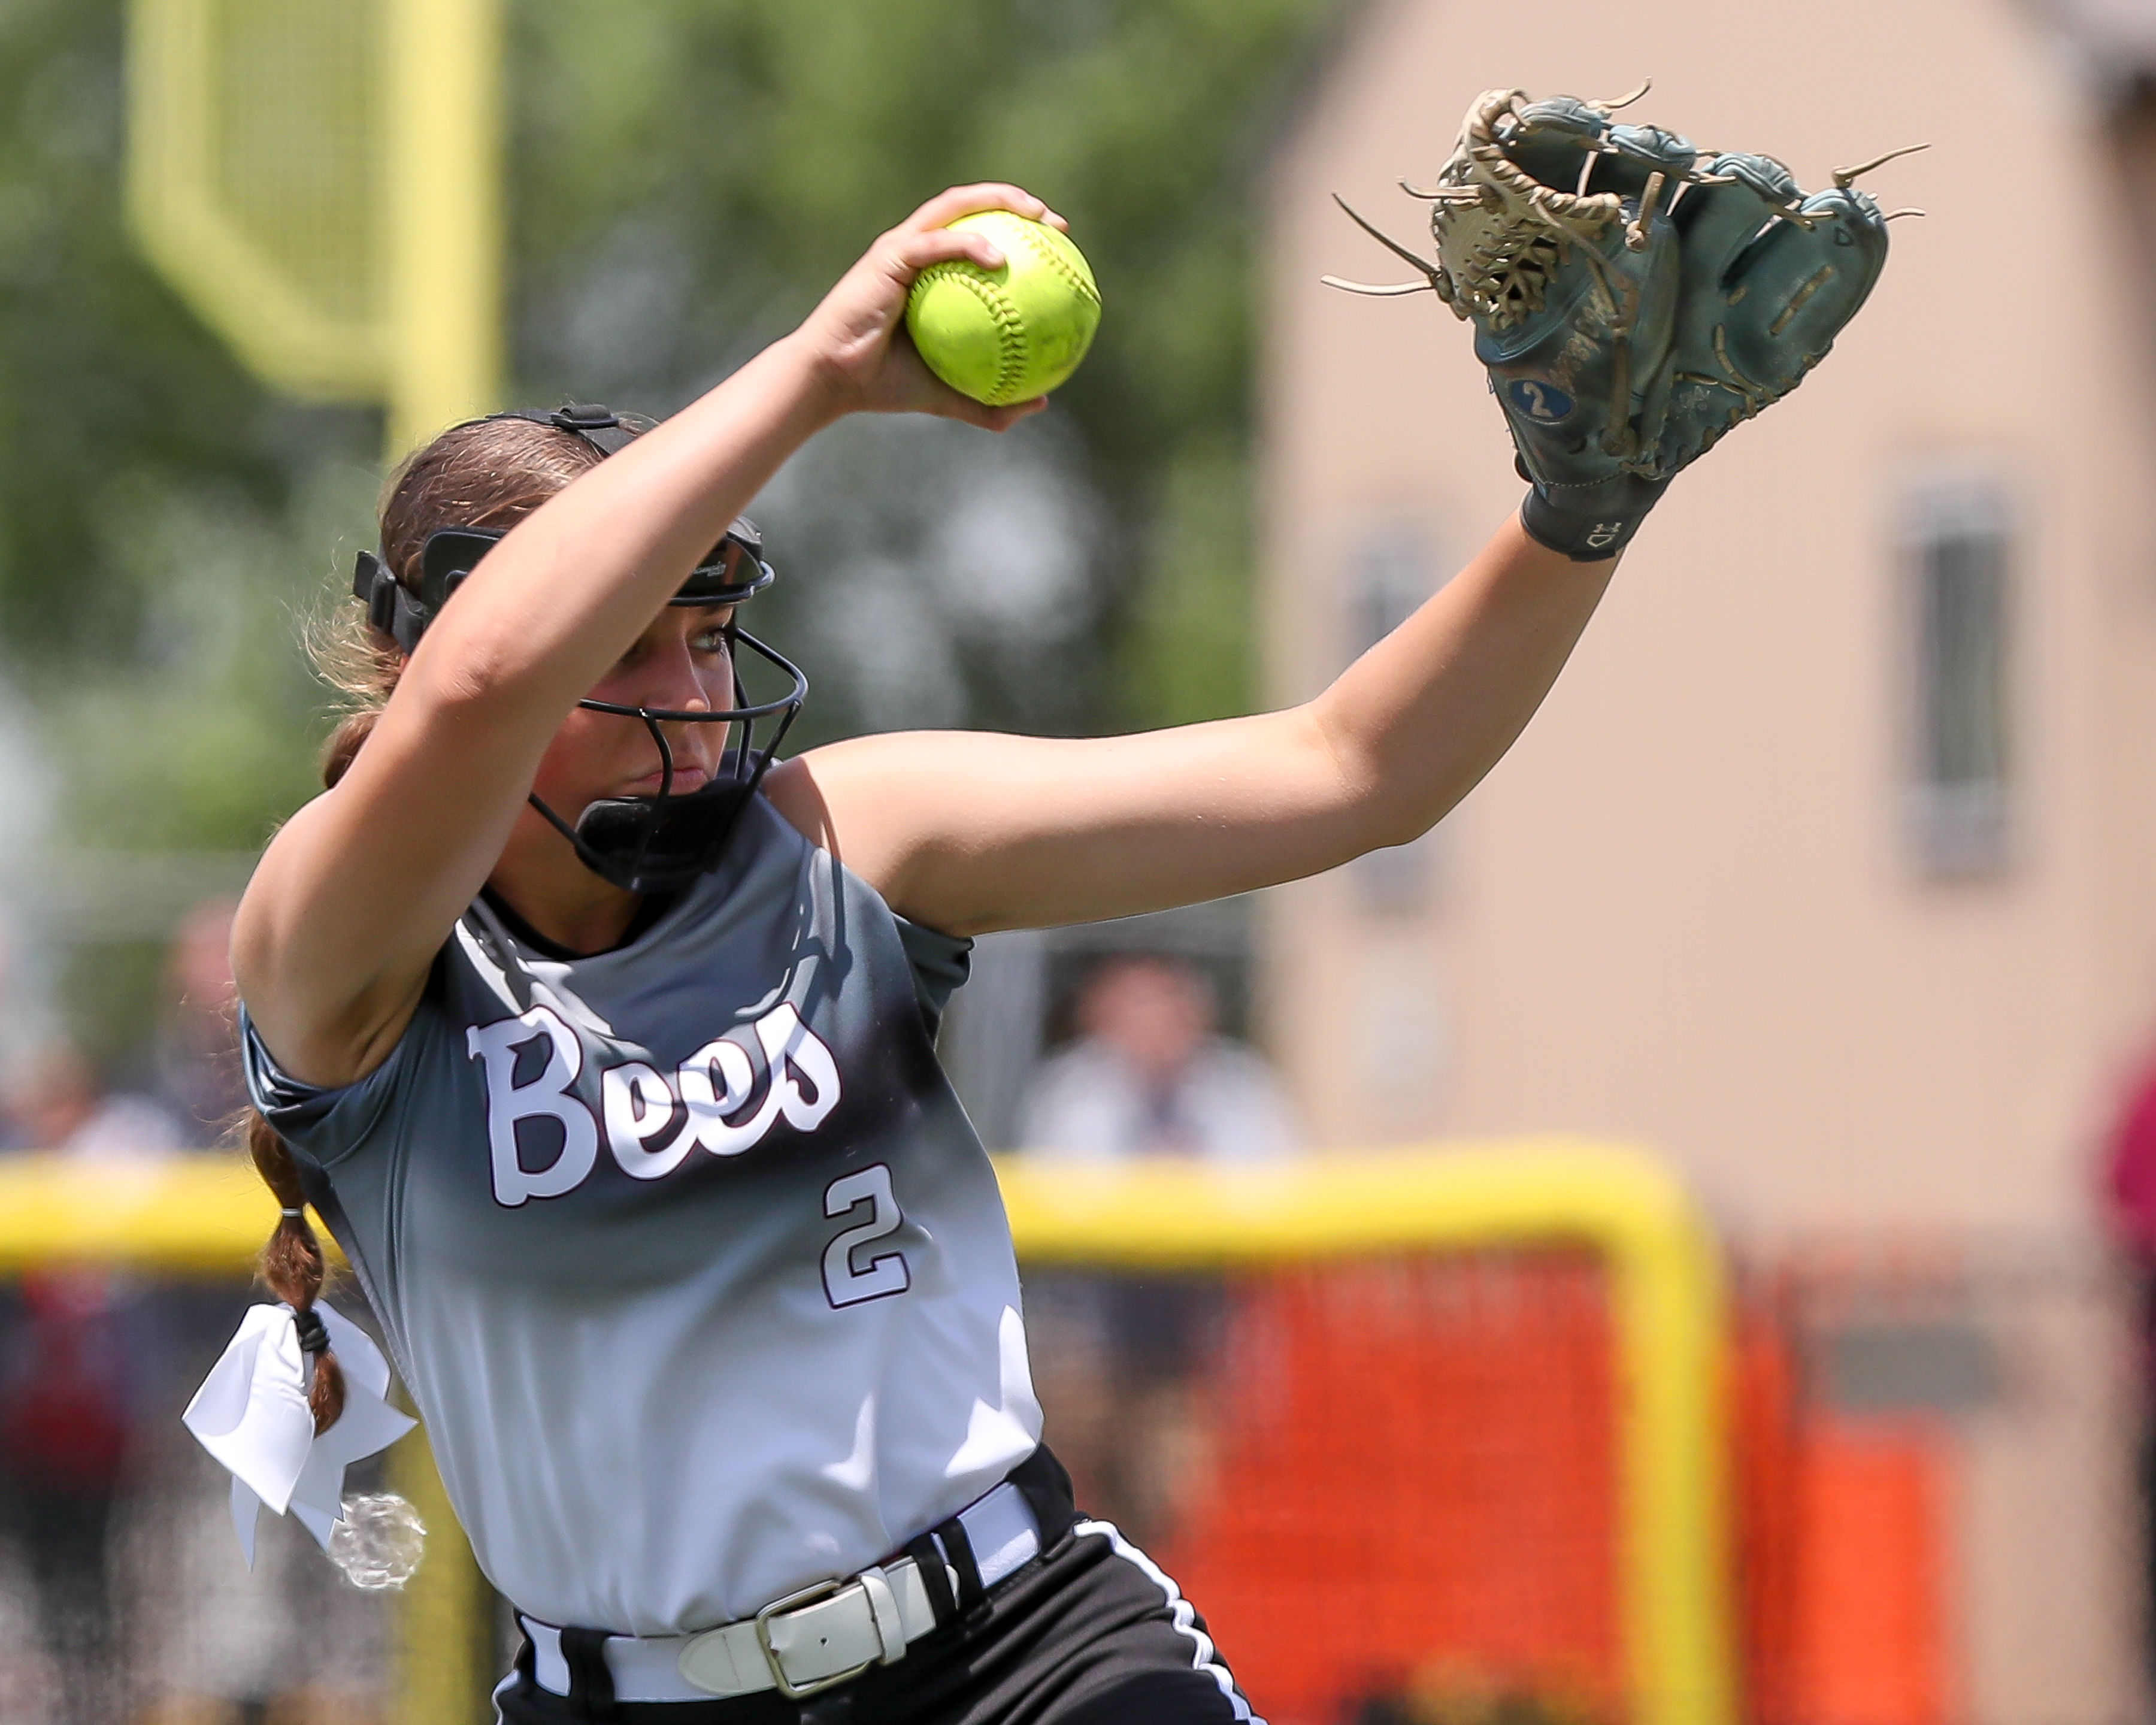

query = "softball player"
[228,183,1627,1725]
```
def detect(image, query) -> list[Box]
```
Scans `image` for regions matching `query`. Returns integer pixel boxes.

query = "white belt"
[523,1481,1041,1703]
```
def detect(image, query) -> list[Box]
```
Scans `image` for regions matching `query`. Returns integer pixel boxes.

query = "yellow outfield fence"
[0,1142,1734,1725]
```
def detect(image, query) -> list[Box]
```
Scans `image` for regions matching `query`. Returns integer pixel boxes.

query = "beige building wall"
[1259,5,2156,1717]
[1262,0,2156,1244]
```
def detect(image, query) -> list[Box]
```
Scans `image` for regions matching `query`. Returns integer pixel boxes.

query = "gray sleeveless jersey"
[241,796,1042,1636]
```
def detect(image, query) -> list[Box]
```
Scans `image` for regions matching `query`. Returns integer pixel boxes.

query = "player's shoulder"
[767,730,1036,827]
[762,731,1040,914]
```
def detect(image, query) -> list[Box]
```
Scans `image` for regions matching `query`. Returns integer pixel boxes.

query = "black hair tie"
[292,1308,330,1357]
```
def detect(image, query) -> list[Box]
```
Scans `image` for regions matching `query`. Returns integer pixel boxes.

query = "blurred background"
[5,0,2156,1723]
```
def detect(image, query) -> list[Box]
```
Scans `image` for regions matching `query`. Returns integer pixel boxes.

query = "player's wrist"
[772,329,866,428]
[1518,473,1669,563]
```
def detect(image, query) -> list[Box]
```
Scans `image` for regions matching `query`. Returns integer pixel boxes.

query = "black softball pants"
[495,1457,1256,1725]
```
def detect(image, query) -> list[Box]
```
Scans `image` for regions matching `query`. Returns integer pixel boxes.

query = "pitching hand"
[796,184,1067,430]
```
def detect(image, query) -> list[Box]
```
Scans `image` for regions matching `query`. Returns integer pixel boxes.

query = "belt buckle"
[754,1578,877,1700]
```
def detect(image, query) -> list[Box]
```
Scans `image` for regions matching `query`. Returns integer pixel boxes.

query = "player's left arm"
[764,510,1606,936]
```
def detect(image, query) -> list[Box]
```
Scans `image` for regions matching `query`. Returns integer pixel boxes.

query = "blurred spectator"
[128,901,386,1725]
[0,1037,183,1723]
[1019,955,1299,1162]
[1019,957,1296,1550]
[3,1038,186,1158]
[155,897,246,1145]
[2104,1051,2156,1684]
[0,1269,132,1722]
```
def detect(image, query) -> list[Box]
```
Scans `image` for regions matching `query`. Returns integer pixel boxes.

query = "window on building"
[1906,479,2012,877]
[1349,525,1433,661]
[1345,524,1445,913]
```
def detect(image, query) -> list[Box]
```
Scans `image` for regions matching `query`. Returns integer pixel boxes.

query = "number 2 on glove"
[1507,380,1576,425]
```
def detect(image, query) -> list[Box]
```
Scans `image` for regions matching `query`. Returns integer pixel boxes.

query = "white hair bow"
[182,1302,416,1567]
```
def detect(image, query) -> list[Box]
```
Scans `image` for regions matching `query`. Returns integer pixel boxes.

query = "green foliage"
[0,0,380,865]
[0,0,1347,1063]
[52,464,378,851]
[508,0,1346,730]
[0,0,1344,757]
[1118,434,1256,732]
[0,0,369,664]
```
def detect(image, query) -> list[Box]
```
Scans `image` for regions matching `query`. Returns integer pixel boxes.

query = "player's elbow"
[1356,798,1441,855]
[1325,771,1449,855]
[1320,737,1471,855]
[1294,703,1427,851]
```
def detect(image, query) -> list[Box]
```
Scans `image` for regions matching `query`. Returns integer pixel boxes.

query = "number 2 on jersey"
[822,1164,912,1308]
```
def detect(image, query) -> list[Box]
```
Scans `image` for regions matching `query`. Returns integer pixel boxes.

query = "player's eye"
[691,623,732,655]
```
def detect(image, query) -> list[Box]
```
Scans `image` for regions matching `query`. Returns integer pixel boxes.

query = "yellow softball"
[904,212,1102,407]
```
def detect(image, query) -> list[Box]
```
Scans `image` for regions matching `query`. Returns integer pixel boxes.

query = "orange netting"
[1733,1309,1951,1725]
[1037,1260,1959,1725]
[1143,1255,1623,1724]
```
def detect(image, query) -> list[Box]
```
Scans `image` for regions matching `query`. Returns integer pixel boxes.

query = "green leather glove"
[1329,88,1910,561]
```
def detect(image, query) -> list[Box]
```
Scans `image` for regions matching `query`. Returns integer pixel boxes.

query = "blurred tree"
[0,0,378,854]
[0,0,1347,1059]
[508,0,1347,737]
[0,0,1346,783]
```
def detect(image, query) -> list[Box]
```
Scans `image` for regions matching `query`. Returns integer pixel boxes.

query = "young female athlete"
[230,183,1629,1725]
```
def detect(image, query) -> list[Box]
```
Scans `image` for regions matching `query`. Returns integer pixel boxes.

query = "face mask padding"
[526,628,806,895]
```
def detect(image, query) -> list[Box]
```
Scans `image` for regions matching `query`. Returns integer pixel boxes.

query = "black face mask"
[350,405,809,895]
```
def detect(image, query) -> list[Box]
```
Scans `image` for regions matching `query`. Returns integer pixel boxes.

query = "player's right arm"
[768,511,1608,937]
[234,187,1048,1089]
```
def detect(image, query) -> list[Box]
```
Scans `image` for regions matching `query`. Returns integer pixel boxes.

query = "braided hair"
[241,413,607,1431]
